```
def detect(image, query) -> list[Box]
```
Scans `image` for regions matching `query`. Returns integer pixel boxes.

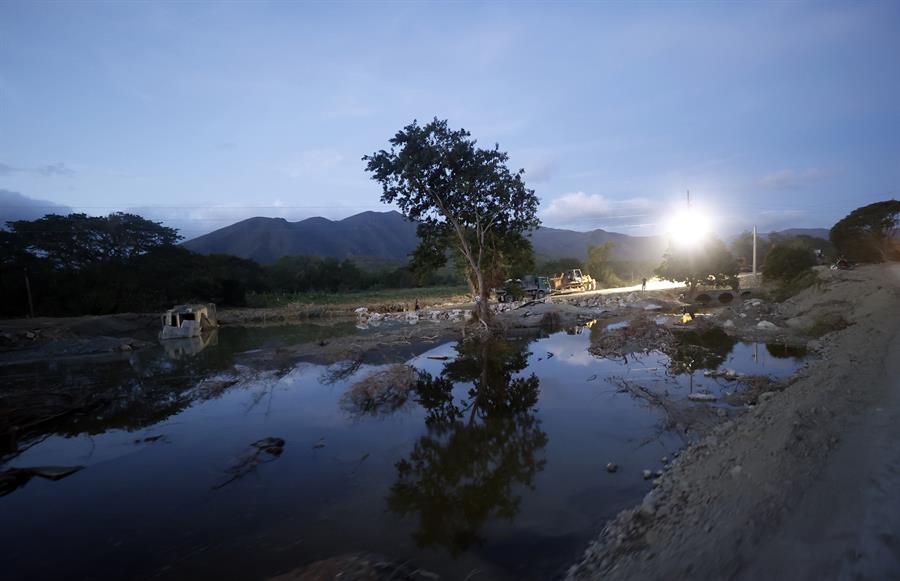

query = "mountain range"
[182,210,668,265]
[182,210,829,266]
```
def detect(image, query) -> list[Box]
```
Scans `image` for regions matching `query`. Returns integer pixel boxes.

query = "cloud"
[0,189,73,226]
[758,168,831,190]
[279,149,344,178]
[33,162,76,177]
[541,191,656,230]
[0,161,76,177]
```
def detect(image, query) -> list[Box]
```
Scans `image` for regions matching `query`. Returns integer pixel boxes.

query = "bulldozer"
[550,269,597,292]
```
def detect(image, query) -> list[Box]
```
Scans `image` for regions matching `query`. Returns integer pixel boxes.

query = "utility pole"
[752,225,758,276]
[686,189,691,209]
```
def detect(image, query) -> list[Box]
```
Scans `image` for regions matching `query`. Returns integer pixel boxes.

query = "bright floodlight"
[666,209,710,248]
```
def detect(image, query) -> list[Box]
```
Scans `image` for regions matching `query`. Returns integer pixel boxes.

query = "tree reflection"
[386,336,548,555]
[666,327,736,374]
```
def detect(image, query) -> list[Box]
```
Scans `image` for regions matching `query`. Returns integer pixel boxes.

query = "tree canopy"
[364,118,539,322]
[4,212,180,270]
[655,238,739,293]
[829,200,900,262]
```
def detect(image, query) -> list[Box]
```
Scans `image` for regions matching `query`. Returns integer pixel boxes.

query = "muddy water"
[0,324,806,580]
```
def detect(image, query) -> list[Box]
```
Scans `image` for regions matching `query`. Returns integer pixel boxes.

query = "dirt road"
[568,264,900,581]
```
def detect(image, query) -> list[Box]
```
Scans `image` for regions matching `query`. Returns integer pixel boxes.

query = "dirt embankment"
[567,264,900,581]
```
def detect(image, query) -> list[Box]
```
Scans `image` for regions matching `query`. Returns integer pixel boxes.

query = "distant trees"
[654,238,739,294]
[364,118,540,324]
[4,212,180,270]
[830,200,900,262]
[585,242,623,287]
[730,230,771,270]
[763,244,816,281]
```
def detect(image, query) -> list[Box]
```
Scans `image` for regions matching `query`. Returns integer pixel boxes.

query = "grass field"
[246,285,471,309]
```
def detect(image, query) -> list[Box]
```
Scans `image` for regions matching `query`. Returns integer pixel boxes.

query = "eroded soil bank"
[567,264,900,581]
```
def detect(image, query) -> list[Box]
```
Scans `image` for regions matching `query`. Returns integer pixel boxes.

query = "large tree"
[6,212,180,270]
[364,118,540,324]
[655,237,739,294]
[830,200,900,263]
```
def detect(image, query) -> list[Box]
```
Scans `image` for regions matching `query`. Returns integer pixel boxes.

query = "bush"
[763,245,816,281]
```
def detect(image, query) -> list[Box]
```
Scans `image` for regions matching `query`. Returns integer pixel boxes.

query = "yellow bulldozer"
[550,269,597,292]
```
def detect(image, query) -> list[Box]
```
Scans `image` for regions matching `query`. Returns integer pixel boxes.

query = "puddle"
[0,324,808,580]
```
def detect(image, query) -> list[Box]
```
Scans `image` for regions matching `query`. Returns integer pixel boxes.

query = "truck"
[495,274,552,303]
[550,269,597,292]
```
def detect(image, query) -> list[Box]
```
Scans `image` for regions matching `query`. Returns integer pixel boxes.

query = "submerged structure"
[160,303,218,340]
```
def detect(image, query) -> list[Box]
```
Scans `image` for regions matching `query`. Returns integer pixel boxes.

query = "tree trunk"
[475,270,491,327]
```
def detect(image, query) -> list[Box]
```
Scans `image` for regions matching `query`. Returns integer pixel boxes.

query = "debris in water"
[642,469,653,480]
[134,434,167,444]
[1,465,84,497]
[587,374,598,382]
[212,438,285,490]
[606,462,618,473]
[688,393,718,402]
[313,438,326,449]
[426,356,450,360]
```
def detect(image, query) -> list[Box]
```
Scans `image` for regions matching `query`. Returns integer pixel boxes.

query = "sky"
[1,1,898,240]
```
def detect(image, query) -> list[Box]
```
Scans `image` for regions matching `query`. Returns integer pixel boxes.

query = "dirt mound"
[568,264,900,580]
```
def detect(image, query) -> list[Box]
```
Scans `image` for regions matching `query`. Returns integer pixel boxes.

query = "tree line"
[0,213,459,318]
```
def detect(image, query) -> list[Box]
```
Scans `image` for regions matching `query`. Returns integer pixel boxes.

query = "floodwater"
[0,323,807,580]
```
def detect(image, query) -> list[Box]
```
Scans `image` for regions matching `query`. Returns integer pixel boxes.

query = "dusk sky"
[1,1,898,240]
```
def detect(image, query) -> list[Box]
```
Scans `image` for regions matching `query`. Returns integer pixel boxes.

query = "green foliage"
[763,244,816,281]
[830,200,900,262]
[246,285,469,309]
[4,212,180,270]
[730,230,771,271]
[769,269,819,302]
[537,257,583,275]
[0,212,462,317]
[364,118,539,319]
[654,237,739,293]
[585,242,623,287]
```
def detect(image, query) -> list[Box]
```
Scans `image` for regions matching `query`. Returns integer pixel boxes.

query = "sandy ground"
[567,264,900,581]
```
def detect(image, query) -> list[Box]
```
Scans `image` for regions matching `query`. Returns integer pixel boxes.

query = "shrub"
[763,245,816,281]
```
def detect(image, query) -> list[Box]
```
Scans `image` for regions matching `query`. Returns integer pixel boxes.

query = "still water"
[0,323,806,580]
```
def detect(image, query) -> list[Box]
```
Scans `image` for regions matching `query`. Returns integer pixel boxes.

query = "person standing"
[641,277,647,292]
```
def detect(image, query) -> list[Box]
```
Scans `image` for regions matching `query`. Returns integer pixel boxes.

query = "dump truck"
[550,269,597,292]
[495,274,552,302]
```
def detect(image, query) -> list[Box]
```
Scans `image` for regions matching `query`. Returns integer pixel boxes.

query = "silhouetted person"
[414,298,420,311]
[641,277,647,292]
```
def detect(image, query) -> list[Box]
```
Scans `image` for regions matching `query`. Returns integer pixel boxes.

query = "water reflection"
[666,327,736,374]
[387,336,548,555]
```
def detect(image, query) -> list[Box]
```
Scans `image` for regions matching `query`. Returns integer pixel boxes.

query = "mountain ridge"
[182,210,668,264]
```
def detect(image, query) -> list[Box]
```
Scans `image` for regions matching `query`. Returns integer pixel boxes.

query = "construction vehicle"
[550,269,597,292]
[495,275,552,302]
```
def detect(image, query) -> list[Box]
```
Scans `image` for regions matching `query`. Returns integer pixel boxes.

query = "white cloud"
[758,168,831,190]
[279,149,344,178]
[541,191,656,229]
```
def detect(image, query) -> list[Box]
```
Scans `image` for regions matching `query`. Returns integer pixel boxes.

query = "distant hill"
[768,228,830,240]
[182,211,420,264]
[182,210,668,265]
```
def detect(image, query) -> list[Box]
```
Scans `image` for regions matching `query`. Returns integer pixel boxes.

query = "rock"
[661,456,668,464]
[723,319,735,328]
[758,391,776,402]
[757,320,778,330]
[642,469,653,480]
[606,462,618,473]
[730,465,743,477]
[353,307,368,316]
[688,392,717,402]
